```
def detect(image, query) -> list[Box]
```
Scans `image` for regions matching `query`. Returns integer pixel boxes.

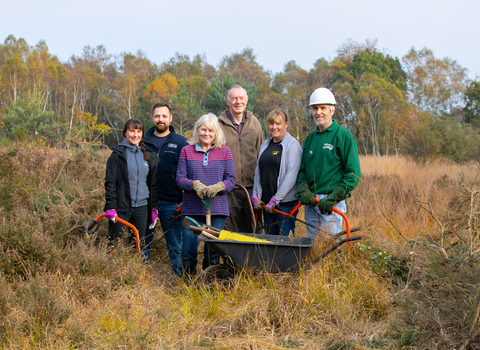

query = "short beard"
[155,123,168,134]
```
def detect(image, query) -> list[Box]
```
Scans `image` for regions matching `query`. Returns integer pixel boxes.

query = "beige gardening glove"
[203,182,225,198]
[192,180,207,199]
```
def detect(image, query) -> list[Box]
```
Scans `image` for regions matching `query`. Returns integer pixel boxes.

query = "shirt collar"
[316,119,337,133]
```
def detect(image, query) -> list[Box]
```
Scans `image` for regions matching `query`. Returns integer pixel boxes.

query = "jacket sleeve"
[148,152,159,209]
[104,153,118,211]
[255,118,264,157]
[275,139,302,202]
[252,140,267,197]
[222,147,236,193]
[340,133,361,193]
[297,140,308,186]
[175,147,193,191]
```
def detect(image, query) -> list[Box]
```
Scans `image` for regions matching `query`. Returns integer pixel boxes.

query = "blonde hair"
[190,113,226,148]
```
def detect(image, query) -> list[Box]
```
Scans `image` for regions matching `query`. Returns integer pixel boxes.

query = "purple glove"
[149,209,159,229]
[265,196,279,214]
[106,209,117,222]
[250,195,260,209]
[251,195,265,211]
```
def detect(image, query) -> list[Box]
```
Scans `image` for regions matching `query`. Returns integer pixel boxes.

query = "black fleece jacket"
[104,144,159,223]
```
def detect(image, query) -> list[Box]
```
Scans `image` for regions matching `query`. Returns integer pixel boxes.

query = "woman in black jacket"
[104,119,159,254]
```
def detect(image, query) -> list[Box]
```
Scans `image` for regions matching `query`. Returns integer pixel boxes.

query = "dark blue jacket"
[143,125,189,203]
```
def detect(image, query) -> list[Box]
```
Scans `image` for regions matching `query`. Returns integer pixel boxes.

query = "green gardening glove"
[317,187,348,215]
[295,182,316,205]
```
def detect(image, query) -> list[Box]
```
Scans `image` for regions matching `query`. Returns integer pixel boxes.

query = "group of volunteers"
[103,85,361,277]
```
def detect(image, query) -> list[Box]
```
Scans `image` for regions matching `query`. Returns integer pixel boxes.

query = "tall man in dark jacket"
[218,85,263,233]
[143,103,189,275]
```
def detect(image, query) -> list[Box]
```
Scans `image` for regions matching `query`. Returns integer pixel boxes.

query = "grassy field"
[1,142,480,349]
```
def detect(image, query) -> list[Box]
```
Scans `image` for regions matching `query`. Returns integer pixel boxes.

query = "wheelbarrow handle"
[314,197,351,245]
[89,213,141,252]
[264,199,351,245]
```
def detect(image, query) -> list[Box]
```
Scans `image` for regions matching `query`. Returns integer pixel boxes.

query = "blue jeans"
[263,203,298,236]
[144,201,183,276]
[182,215,226,276]
[304,194,347,240]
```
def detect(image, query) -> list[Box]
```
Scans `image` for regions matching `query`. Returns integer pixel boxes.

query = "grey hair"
[190,113,226,148]
[329,105,335,112]
[226,85,248,101]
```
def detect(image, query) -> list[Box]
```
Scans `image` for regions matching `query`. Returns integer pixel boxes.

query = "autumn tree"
[112,51,152,121]
[162,53,215,81]
[402,47,468,115]
[0,35,30,107]
[142,73,179,106]
[334,48,407,156]
[218,48,270,87]
[463,80,480,127]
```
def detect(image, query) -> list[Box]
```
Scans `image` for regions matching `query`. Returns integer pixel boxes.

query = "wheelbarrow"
[84,213,141,252]
[186,201,362,284]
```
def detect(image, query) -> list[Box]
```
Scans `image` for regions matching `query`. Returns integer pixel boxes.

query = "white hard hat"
[309,88,336,106]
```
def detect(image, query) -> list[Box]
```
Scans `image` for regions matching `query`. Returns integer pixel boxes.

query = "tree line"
[1,35,479,163]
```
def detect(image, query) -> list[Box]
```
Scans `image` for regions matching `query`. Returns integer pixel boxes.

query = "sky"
[2,0,480,79]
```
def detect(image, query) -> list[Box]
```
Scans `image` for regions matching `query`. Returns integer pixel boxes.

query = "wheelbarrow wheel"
[195,263,236,286]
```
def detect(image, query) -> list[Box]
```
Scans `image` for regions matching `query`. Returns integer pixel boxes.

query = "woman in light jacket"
[251,109,302,236]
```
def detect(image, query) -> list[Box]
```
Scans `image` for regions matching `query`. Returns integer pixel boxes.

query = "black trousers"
[224,187,262,233]
[108,205,148,248]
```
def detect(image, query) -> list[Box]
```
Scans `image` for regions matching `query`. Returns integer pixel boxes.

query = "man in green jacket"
[296,88,361,239]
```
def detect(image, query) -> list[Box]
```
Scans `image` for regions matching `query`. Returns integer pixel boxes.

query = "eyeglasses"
[229,96,246,102]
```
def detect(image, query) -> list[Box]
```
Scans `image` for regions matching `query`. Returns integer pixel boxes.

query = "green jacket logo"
[323,143,334,151]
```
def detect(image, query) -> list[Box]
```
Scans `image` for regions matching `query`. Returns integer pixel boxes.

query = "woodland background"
[1,34,480,163]
[2,34,480,349]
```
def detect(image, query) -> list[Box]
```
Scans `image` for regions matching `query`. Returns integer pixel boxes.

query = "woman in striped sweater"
[176,113,236,276]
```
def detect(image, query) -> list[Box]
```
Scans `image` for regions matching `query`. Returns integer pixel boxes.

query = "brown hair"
[266,108,288,124]
[151,102,172,115]
[123,118,150,161]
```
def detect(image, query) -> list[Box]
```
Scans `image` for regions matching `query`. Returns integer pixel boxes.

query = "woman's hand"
[250,195,265,211]
[203,182,225,198]
[265,196,279,213]
[192,180,207,198]
[149,209,159,229]
[106,209,117,222]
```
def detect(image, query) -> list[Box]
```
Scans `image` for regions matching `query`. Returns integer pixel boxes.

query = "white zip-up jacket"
[253,132,302,204]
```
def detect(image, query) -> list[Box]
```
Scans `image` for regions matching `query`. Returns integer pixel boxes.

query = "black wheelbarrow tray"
[198,230,361,274]
[188,199,362,283]
[188,204,362,283]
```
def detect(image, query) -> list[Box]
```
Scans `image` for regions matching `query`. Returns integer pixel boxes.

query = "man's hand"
[192,180,207,199]
[203,182,225,198]
[295,182,316,205]
[317,187,348,215]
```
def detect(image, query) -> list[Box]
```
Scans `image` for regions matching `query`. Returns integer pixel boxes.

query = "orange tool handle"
[265,199,351,245]
[94,213,141,252]
[314,197,351,245]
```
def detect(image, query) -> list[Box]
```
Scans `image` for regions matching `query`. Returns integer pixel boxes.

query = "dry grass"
[1,146,480,349]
